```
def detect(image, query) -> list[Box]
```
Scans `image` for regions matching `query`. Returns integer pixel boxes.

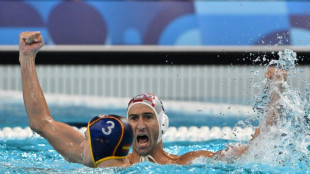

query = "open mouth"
[137,135,149,146]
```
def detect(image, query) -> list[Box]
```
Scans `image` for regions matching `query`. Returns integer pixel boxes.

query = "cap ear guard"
[161,113,169,135]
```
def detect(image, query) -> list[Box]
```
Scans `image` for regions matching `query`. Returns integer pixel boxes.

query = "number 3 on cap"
[102,121,115,135]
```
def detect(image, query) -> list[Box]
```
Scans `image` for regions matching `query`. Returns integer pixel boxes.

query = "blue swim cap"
[87,114,133,167]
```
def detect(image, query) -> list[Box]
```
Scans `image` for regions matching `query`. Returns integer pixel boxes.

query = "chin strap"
[139,155,158,164]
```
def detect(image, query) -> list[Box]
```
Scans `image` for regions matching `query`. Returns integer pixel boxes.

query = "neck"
[130,141,178,164]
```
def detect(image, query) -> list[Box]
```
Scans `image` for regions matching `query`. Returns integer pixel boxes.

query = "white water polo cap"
[127,93,169,144]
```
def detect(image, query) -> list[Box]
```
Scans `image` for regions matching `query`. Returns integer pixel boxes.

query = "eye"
[144,114,153,120]
[129,115,138,121]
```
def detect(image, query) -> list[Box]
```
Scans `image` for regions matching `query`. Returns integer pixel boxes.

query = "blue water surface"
[0,138,306,174]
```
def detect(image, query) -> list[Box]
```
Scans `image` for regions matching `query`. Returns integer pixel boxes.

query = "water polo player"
[82,114,133,167]
[20,31,288,166]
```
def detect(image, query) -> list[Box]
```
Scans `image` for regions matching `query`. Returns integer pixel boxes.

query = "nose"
[137,117,146,131]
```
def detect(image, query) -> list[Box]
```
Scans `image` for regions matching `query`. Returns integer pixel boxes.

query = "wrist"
[19,51,36,64]
[19,49,37,57]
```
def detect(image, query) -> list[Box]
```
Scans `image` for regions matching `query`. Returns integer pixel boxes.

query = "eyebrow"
[128,114,138,117]
[143,112,154,115]
[129,112,154,116]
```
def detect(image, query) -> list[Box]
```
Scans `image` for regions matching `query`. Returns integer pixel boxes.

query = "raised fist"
[19,31,44,57]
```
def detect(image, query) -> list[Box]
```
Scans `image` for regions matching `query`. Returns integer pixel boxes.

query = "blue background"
[0,0,310,46]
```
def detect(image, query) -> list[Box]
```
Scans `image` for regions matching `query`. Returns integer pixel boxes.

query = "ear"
[161,114,169,134]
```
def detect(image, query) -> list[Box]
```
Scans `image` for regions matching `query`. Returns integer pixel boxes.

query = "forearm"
[213,144,249,162]
[20,54,52,131]
[262,78,284,130]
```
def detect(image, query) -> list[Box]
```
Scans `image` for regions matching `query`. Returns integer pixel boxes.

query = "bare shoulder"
[177,150,215,165]
[127,153,138,164]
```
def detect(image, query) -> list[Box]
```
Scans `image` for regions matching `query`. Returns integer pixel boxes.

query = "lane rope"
[0,126,255,142]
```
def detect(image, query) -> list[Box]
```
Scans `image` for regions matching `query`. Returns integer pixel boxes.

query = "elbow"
[29,122,45,135]
[28,116,53,134]
[29,122,42,134]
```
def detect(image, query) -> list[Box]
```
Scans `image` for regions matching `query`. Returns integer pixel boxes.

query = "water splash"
[269,49,297,71]
[244,49,310,170]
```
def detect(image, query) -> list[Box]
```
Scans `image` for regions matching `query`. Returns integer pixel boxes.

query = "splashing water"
[269,49,297,71]
[246,49,310,170]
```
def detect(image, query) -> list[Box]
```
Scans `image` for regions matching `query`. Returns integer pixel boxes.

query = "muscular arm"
[261,67,287,130]
[19,32,85,163]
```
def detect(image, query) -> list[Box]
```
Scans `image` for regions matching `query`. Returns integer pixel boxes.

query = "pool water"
[1,49,310,173]
[0,94,261,173]
[0,100,305,174]
[0,138,302,174]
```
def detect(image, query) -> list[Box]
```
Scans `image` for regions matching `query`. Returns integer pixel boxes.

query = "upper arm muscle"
[39,120,85,163]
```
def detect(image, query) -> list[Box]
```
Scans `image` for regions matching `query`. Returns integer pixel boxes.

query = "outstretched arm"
[19,31,85,164]
[213,67,287,161]
[261,67,287,130]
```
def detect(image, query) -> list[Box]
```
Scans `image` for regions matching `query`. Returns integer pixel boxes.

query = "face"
[80,129,95,167]
[128,104,159,156]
